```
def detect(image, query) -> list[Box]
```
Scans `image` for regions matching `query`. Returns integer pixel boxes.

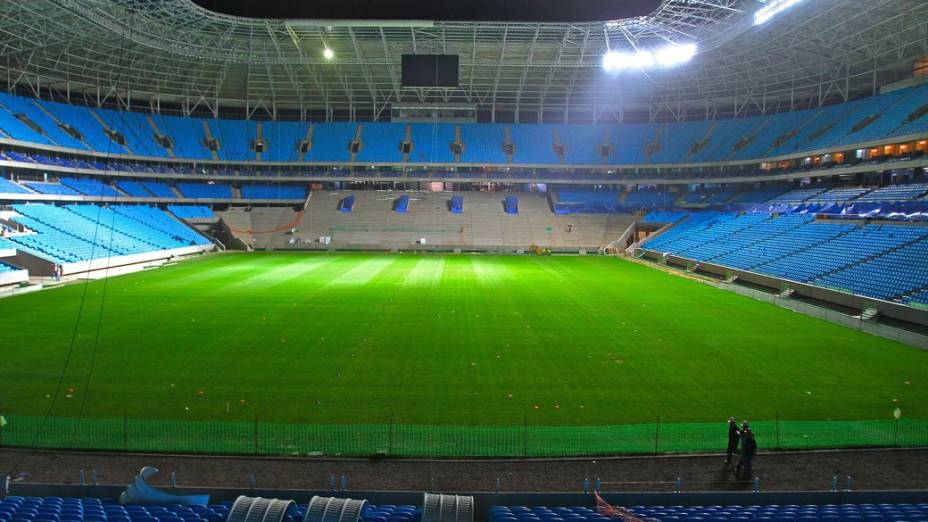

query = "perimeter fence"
[1,416,925,457]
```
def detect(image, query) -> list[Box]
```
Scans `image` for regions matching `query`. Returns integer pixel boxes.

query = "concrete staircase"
[87,111,135,155]
[201,121,220,160]
[218,191,634,251]
[147,116,176,158]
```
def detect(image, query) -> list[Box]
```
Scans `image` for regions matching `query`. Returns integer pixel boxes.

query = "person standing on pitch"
[736,423,757,480]
[725,417,740,465]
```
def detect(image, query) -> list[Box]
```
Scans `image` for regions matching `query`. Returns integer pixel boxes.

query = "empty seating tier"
[168,205,216,219]
[552,189,621,214]
[176,182,233,199]
[641,210,689,224]
[643,211,928,303]
[115,180,154,198]
[140,181,177,198]
[0,178,32,194]
[0,260,20,272]
[766,187,828,204]
[240,184,307,200]
[60,177,122,197]
[0,496,229,522]
[816,237,928,300]
[7,203,209,264]
[0,82,926,165]
[810,187,871,203]
[855,183,928,202]
[624,189,676,208]
[731,187,790,204]
[491,503,928,522]
[22,182,80,196]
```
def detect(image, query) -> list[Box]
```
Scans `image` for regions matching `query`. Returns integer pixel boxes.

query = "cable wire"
[2,11,132,481]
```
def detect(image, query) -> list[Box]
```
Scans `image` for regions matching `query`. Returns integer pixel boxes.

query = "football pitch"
[0,253,926,456]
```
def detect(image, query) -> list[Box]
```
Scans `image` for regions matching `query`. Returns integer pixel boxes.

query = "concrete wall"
[60,246,213,275]
[11,245,213,277]
[11,249,56,277]
[0,268,28,286]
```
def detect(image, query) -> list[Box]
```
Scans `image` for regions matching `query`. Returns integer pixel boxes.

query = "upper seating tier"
[60,177,122,197]
[240,184,307,200]
[176,182,233,199]
[0,177,33,194]
[22,182,81,196]
[168,205,216,219]
[1,84,926,166]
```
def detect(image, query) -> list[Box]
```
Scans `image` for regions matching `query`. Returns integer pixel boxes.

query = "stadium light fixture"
[323,47,334,60]
[655,43,697,67]
[602,43,696,72]
[754,0,806,26]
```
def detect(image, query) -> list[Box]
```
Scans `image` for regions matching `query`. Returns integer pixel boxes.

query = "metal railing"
[0,416,925,458]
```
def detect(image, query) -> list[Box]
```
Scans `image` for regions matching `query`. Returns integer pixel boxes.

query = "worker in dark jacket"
[725,417,740,465]
[736,425,757,480]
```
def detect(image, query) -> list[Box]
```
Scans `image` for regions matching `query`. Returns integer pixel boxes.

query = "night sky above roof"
[192,0,661,23]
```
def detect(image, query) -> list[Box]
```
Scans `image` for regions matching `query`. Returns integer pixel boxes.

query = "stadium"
[0,0,928,519]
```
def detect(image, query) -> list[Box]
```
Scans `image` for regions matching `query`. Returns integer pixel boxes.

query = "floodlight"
[629,50,655,68]
[602,52,628,71]
[754,0,806,25]
[602,43,696,72]
[323,47,334,60]
[655,44,697,67]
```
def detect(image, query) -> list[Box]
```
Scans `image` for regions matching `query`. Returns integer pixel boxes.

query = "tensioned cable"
[2,11,132,481]
[71,10,136,444]
[71,155,122,442]
[3,138,112,478]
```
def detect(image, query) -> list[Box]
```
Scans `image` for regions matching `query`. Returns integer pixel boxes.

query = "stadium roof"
[0,0,926,121]
[192,0,664,23]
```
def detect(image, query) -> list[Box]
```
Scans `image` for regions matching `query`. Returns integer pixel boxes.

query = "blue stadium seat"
[60,178,122,197]
[240,184,307,200]
[645,209,928,303]
[339,195,355,212]
[22,182,81,196]
[0,177,32,194]
[504,196,518,214]
[168,205,215,220]
[0,85,925,165]
[552,188,621,214]
[394,194,410,213]
[6,203,210,263]
[140,181,178,198]
[492,504,928,522]
[176,182,233,199]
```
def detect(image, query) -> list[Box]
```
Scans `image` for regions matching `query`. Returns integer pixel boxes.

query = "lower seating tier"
[491,503,928,522]
[0,260,21,272]
[0,497,421,522]
[2,497,927,522]
[643,211,928,304]
[6,203,210,264]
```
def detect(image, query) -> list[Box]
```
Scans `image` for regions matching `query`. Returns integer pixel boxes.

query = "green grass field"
[1,252,925,435]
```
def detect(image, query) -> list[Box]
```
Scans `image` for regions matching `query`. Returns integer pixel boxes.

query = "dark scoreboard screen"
[401,55,459,88]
